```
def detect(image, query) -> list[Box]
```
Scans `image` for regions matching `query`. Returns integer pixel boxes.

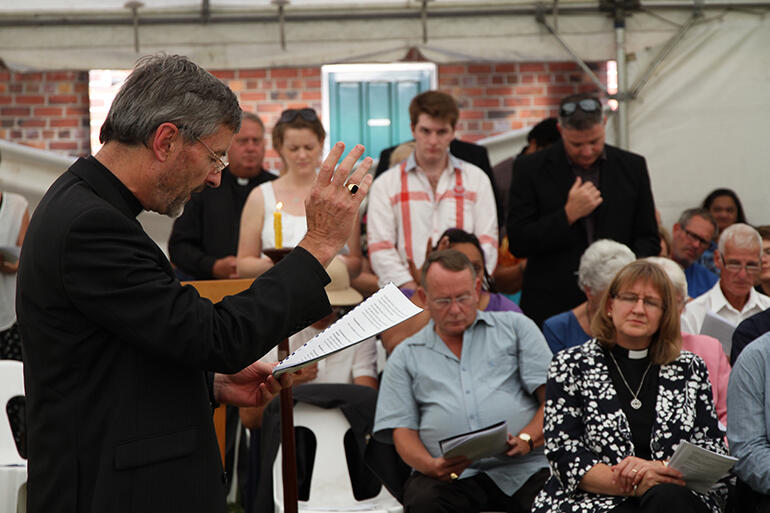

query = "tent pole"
[615,17,630,150]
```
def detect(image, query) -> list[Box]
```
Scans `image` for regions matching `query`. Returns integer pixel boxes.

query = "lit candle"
[274,201,283,249]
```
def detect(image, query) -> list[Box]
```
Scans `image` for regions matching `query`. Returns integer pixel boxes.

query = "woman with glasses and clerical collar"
[236,108,362,278]
[533,261,728,513]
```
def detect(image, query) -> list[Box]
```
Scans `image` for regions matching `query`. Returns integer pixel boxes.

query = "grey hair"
[578,239,636,293]
[242,111,265,131]
[645,256,688,301]
[99,54,241,145]
[718,223,762,258]
[677,208,717,234]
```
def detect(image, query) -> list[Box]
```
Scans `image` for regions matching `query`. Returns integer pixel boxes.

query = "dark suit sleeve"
[63,205,331,374]
[375,147,395,178]
[168,193,216,279]
[627,156,660,257]
[506,154,575,257]
[731,314,769,365]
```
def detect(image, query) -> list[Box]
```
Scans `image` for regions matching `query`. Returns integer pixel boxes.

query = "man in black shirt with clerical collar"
[169,111,277,280]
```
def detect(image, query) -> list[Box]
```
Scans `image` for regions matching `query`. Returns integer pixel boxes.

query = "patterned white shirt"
[367,152,498,287]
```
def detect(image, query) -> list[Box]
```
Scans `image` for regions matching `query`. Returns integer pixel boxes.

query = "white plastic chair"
[0,360,27,513]
[273,402,402,513]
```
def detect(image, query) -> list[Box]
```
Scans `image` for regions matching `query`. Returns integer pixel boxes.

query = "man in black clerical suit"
[169,111,277,280]
[16,54,373,513]
[507,94,659,326]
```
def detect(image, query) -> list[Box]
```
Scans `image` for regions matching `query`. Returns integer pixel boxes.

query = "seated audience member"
[727,332,770,512]
[367,91,498,290]
[730,307,770,365]
[755,225,770,296]
[241,257,378,513]
[698,188,747,275]
[681,223,770,334]
[669,208,718,299]
[542,239,635,354]
[646,257,730,427]
[380,228,521,355]
[533,261,728,513]
[374,249,552,513]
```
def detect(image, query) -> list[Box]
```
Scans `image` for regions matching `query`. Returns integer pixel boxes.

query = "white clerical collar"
[628,348,649,360]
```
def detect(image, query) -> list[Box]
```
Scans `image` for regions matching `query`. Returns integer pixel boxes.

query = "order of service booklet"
[667,441,737,494]
[439,420,509,461]
[272,282,422,378]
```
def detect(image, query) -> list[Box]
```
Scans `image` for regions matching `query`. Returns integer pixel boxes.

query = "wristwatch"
[518,432,534,451]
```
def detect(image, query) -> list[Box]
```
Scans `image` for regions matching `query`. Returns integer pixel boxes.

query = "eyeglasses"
[429,293,475,309]
[278,108,319,124]
[614,292,664,311]
[682,227,711,248]
[720,255,761,274]
[195,136,228,174]
[559,98,602,118]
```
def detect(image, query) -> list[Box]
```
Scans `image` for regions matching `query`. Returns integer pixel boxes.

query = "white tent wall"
[620,11,770,230]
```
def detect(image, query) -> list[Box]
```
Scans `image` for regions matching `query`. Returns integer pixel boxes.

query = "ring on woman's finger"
[346,183,359,194]
[449,472,459,480]
[631,468,639,473]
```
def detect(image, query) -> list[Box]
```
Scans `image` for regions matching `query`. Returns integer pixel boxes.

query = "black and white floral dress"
[532,339,727,513]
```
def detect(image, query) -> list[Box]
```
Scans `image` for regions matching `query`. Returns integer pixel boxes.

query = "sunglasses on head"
[559,98,602,117]
[278,108,319,124]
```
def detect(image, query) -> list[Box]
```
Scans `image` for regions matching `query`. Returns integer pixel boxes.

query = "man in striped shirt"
[367,90,498,290]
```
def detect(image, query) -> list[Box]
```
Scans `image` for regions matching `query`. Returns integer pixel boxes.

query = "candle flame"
[276,201,283,210]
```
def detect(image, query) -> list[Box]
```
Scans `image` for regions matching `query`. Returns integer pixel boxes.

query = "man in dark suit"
[169,111,277,280]
[16,54,373,513]
[507,94,659,326]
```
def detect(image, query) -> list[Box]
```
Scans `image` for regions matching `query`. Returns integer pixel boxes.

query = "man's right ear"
[417,286,427,304]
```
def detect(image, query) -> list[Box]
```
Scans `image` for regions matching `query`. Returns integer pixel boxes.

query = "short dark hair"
[558,93,603,131]
[527,117,560,148]
[677,208,717,234]
[434,228,496,292]
[420,249,476,289]
[272,108,325,151]
[409,91,459,128]
[100,54,241,146]
[701,188,747,225]
[757,225,770,241]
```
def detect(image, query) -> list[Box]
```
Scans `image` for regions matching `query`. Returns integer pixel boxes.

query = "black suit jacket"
[168,166,276,279]
[507,141,659,326]
[16,156,331,513]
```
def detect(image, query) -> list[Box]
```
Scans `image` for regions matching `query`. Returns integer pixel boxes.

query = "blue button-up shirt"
[374,310,552,495]
[728,332,770,493]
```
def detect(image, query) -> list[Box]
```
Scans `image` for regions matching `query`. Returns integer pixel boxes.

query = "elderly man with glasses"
[681,223,770,335]
[670,208,719,299]
[507,93,659,327]
[374,249,552,513]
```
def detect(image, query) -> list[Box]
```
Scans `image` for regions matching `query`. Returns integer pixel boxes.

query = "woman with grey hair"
[543,239,635,353]
[645,257,730,427]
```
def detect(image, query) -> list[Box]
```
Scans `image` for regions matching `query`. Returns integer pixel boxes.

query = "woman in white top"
[236,108,361,278]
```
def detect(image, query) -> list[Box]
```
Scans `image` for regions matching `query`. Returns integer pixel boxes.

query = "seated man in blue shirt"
[727,331,770,512]
[670,208,718,299]
[374,249,551,513]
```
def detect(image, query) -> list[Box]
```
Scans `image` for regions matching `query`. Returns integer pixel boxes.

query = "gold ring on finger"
[347,183,359,194]
[631,468,638,473]
[449,472,459,480]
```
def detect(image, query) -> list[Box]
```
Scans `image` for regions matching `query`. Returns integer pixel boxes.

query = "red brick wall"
[0,70,90,155]
[0,61,605,167]
[438,61,607,142]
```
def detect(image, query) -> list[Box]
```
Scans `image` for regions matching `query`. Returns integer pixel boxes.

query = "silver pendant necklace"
[608,350,652,410]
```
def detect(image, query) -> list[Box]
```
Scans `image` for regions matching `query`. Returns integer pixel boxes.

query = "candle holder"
[263,247,293,264]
